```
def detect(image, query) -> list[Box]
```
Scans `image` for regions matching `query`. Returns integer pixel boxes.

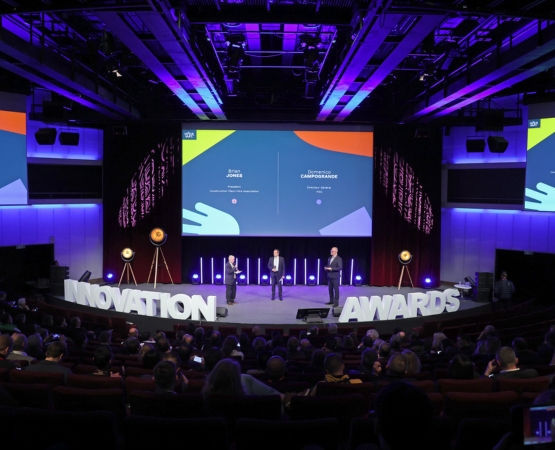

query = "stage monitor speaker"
[466,139,486,153]
[475,272,493,289]
[59,132,80,146]
[332,307,343,317]
[474,288,492,303]
[487,136,509,153]
[305,314,323,323]
[476,109,504,132]
[216,307,228,318]
[78,270,91,282]
[35,128,57,145]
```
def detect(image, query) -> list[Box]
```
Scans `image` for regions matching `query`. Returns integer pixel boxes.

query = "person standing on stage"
[225,255,241,306]
[493,271,515,311]
[325,247,342,307]
[268,249,285,301]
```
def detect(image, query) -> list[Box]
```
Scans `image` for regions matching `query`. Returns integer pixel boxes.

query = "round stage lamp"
[261,274,270,286]
[121,247,135,262]
[214,274,223,285]
[149,227,167,246]
[284,275,293,286]
[354,275,363,287]
[238,274,247,286]
[307,275,317,286]
[192,273,200,285]
[398,250,412,265]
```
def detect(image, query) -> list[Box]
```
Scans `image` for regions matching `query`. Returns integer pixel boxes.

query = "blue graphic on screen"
[525,118,555,212]
[182,130,373,236]
[0,111,27,205]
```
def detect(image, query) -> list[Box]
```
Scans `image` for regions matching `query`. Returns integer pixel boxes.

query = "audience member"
[0,334,16,369]
[25,340,72,382]
[6,333,35,363]
[485,346,539,379]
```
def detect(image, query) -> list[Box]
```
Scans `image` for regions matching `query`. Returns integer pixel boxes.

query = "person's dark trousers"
[328,278,339,305]
[271,274,282,300]
[226,283,236,303]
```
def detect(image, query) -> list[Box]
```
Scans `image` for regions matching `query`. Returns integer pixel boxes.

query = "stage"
[56,281,490,335]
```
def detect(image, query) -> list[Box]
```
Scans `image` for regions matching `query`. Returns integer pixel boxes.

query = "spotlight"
[238,273,247,286]
[192,274,200,285]
[214,274,223,285]
[58,132,80,146]
[104,272,115,283]
[261,274,270,286]
[354,275,362,287]
[284,275,293,286]
[307,275,316,286]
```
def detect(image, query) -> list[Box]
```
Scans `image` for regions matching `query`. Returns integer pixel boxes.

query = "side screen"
[182,130,373,236]
[0,110,27,205]
[525,118,555,212]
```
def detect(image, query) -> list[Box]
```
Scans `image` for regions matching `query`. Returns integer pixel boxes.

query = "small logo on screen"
[528,119,541,128]
[182,130,197,140]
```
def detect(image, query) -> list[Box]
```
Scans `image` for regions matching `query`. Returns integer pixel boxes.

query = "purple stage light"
[285,275,291,280]
[262,275,268,280]
[215,274,222,279]
[239,274,246,280]
[355,275,362,281]
[107,273,114,279]
[192,274,199,279]
[309,275,315,281]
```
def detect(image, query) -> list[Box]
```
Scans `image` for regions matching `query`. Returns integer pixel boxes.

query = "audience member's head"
[367,329,379,341]
[328,323,338,334]
[99,330,112,344]
[310,349,326,369]
[324,336,337,352]
[272,346,287,360]
[252,326,263,337]
[46,341,66,361]
[222,335,240,357]
[153,361,177,392]
[402,349,421,373]
[128,327,139,338]
[69,316,81,329]
[324,353,344,377]
[431,332,447,351]
[202,358,244,399]
[0,334,13,355]
[156,337,171,353]
[512,337,529,352]
[448,354,475,380]
[386,353,407,376]
[93,345,113,371]
[287,336,299,354]
[176,343,194,363]
[378,343,391,358]
[143,347,161,369]
[209,331,221,347]
[496,346,518,370]
[162,351,182,368]
[203,347,223,372]
[253,336,267,353]
[266,355,286,381]
[124,337,140,355]
[12,333,27,352]
[360,349,378,372]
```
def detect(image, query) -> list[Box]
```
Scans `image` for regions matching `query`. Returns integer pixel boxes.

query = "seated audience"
[6,333,35,363]
[25,340,73,382]
[485,346,539,379]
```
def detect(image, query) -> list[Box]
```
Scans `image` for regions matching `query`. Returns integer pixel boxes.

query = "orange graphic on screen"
[294,131,373,157]
[0,111,26,135]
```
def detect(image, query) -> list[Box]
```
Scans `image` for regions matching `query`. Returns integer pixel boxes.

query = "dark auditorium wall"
[371,125,442,287]
[103,123,182,283]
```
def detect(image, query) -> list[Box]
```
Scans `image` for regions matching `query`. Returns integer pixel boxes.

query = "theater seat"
[236,418,339,450]
[443,391,518,426]
[129,391,205,418]
[2,383,52,409]
[52,386,126,424]
[67,374,123,389]
[437,377,494,396]
[10,369,65,387]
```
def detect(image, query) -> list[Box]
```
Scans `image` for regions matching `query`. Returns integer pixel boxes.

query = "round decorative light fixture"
[121,247,134,262]
[398,250,412,265]
[149,227,167,246]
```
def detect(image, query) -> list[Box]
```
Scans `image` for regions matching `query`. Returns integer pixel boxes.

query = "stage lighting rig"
[300,35,322,99]
[224,34,246,96]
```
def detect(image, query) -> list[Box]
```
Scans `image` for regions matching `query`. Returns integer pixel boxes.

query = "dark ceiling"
[0,0,554,125]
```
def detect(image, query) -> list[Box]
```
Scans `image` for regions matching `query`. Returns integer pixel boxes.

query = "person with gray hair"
[225,254,241,305]
[6,333,36,363]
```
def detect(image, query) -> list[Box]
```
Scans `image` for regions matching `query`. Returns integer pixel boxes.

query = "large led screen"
[525,118,555,212]
[0,110,27,205]
[182,129,373,236]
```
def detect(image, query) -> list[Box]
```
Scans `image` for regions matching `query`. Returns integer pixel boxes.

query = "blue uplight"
[239,274,246,280]
[192,274,199,279]
[285,275,292,280]
[355,275,362,281]
[262,275,268,280]
[106,273,114,280]
[215,274,222,279]
[309,275,315,281]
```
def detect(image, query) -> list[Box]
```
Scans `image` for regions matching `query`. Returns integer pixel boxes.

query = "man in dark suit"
[268,249,285,301]
[484,346,539,379]
[325,247,342,307]
[225,255,241,305]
